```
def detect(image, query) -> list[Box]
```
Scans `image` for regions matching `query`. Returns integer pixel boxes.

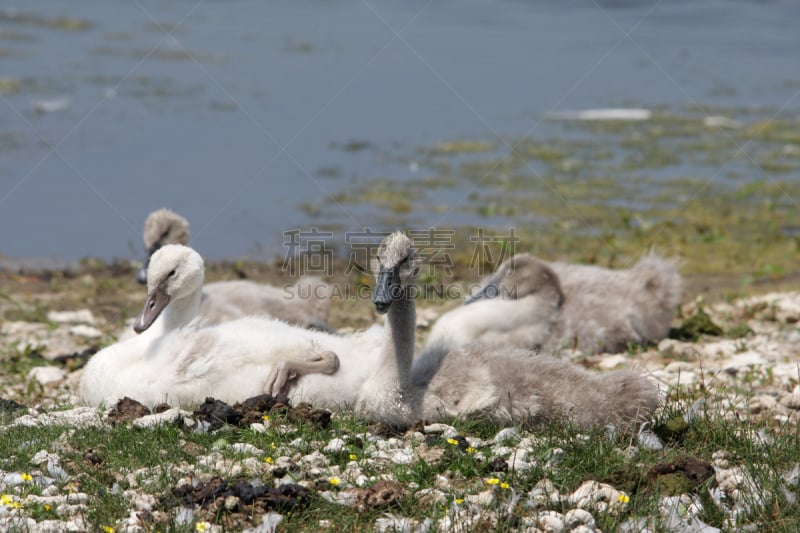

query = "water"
[0,0,798,262]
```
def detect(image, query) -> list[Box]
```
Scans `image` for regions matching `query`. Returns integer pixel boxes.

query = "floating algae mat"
[308,107,800,296]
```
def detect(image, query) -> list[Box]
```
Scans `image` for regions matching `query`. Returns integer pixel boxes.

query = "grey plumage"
[360,232,660,430]
[425,252,682,356]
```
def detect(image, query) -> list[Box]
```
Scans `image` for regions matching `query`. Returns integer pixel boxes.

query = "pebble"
[323,438,347,453]
[243,513,284,533]
[27,366,67,387]
[46,310,96,325]
[530,510,565,532]
[68,324,104,339]
[564,508,596,529]
[12,408,102,428]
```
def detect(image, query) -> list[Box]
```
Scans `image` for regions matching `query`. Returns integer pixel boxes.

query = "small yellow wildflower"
[1,494,12,505]
[446,438,459,445]
[349,454,358,461]
[465,447,476,454]
[618,494,630,504]
[195,521,211,532]
[264,457,274,464]
[102,526,114,533]
[500,482,510,490]
[10,501,23,509]
[20,472,32,482]
[261,415,270,421]
[454,498,464,504]
[270,442,277,449]
[329,477,341,486]
[44,504,52,511]
[485,478,500,485]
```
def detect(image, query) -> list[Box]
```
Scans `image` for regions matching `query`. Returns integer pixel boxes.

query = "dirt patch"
[648,456,715,495]
[107,397,151,425]
[168,476,312,513]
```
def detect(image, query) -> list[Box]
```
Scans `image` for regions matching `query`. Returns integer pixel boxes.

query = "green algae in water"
[0,12,94,31]
[431,140,495,154]
[315,105,800,295]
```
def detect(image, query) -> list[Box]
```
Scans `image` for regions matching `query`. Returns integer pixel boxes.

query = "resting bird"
[424,252,681,356]
[129,208,332,333]
[351,232,660,430]
[81,245,370,408]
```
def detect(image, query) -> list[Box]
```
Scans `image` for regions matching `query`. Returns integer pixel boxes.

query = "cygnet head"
[466,254,564,305]
[136,208,190,284]
[133,244,204,333]
[372,232,420,314]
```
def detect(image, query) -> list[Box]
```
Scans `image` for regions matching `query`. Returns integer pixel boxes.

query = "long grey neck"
[162,289,202,331]
[379,289,417,390]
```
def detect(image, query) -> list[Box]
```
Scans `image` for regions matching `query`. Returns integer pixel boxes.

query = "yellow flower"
[455,498,464,504]
[485,478,500,485]
[20,472,32,482]
[102,527,114,533]
[447,438,459,445]
[195,522,210,532]
[500,482,510,490]
[329,477,341,486]
[618,493,630,504]
[264,457,274,464]
[10,501,23,509]
[270,442,277,449]
[349,454,357,461]
[44,504,52,511]
[1,494,12,505]
[465,447,476,454]
[261,415,270,421]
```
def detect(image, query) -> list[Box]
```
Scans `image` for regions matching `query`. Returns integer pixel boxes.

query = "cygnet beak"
[133,286,170,333]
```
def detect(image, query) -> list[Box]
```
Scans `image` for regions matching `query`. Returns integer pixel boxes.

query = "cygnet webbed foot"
[265,350,340,396]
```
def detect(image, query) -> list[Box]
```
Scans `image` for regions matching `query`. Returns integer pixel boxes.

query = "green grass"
[2,387,799,531]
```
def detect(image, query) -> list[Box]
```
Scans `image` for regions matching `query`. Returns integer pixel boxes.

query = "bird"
[80,244,376,408]
[424,252,682,356]
[349,232,660,430]
[128,208,333,333]
[83,237,658,432]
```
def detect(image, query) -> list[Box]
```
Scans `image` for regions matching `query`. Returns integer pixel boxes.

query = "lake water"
[0,0,798,264]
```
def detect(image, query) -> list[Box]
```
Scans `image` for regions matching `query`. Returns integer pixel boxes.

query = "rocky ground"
[1,265,800,532]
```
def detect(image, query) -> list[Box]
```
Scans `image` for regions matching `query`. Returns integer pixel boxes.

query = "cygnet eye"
[169,269,177,277]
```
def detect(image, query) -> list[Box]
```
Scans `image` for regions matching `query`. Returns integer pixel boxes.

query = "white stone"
[320,489,357,507]
[229,443,264,456]
[598,354,628,370]
[564,508,596,529]
[243,513,284,533]
[492,427,521,444]
[465,489,495,507]
[27,366,67,386]
[324,438,347,453]
[390,449,414,465]
[12,408,102,429]
[724,352,767,369]
[46,310,95,325]
[68,324,104,339]
[570,480,626,514]
[423,423,458,438]
[534,510,565,533]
